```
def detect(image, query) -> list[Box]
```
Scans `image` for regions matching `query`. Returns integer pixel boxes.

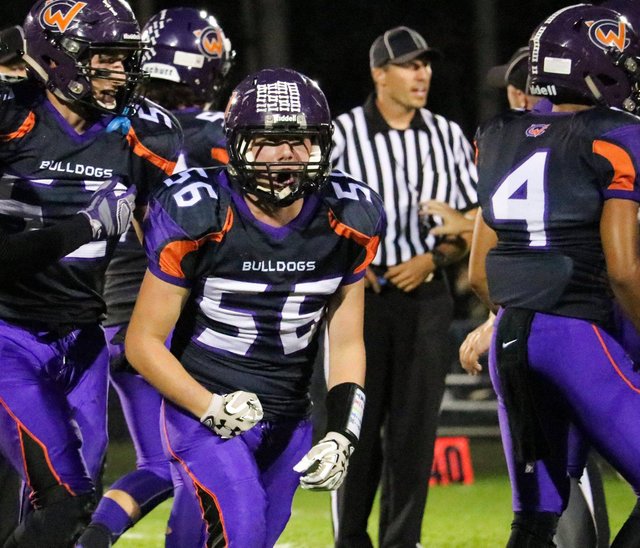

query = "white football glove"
[293,431,354,490]
[79,179,136,240]
[200,391,263,439]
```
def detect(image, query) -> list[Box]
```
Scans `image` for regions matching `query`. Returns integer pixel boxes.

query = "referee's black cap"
[370,26,441,68]
[486,46,528,92]
[0,26,24,66]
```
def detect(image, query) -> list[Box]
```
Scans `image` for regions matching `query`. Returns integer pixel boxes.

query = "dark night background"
[1,0,581,139]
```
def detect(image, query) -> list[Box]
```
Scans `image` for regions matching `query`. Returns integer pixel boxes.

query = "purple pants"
[612,301,640,365]
[105,324,171,483]
[490,310,640,514]
[0,319,108,499]
[161,400,312,548]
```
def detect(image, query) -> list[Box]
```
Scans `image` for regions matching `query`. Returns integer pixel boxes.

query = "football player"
[78,8,234,547]
[469,4,640,546]
[125,68,385,547]
[0,26,27,83]
[0,0,181,545]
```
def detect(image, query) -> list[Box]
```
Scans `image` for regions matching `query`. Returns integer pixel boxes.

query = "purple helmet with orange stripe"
[224,68,333,206]
[141,8,234,105]
[528,3,640,112]
[22,0,146,115]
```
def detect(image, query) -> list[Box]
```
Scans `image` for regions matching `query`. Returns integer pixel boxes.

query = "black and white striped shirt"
[332,95,478,267]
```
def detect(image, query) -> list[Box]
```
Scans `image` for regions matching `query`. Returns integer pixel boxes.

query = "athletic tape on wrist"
[325,382,365,445]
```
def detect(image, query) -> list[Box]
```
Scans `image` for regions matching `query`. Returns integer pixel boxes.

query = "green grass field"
[105,439,636,547]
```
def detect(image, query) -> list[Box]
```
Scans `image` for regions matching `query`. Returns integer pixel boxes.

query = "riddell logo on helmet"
[586,19,629,52]
[194,27,224,58]
[40,0,87,33]
[529,84,557,96]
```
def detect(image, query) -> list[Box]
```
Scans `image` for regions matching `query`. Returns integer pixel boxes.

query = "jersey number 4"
[491,151,548,247]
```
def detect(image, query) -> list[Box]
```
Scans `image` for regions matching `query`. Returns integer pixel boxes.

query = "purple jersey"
[174,108,227,169]
[0,81,181,326]
[144,168,385,419]
[103,107,226,327]
[475,106,640,324]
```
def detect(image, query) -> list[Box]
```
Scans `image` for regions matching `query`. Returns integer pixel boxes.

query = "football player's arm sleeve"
[0,214,92,283]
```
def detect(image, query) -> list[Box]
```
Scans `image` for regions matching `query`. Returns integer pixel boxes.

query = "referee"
[331,26,478,547]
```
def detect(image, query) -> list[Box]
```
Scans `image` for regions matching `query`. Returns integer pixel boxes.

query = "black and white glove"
[79,179,136,240]
[200,391,264,439]
[293,431,354,490]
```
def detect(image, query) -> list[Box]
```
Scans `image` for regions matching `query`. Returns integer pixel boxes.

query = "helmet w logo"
[40,0,87,33]
[586,19,629,52]
[195,27,224,58]
[525,124,550,138]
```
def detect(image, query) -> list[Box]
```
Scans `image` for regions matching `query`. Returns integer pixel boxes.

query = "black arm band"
[0,214,92,283]
[325,382,366,446]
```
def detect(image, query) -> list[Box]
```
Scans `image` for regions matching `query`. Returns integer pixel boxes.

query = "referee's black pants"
[333,274,453,548]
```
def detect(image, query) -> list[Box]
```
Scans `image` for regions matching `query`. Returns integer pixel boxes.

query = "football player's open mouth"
[274,171,296,188]
[96,89,119,109]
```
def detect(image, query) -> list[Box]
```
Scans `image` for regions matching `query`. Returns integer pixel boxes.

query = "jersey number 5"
[491,151,548,247]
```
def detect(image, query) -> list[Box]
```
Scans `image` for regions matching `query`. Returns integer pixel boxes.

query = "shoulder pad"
[476,109,526,141]
[132,98,181,132]
[127,98,183,171]
[175,109,227,167]
[0,80,42,136]
[150,167,231,239]
[320,171,386,237]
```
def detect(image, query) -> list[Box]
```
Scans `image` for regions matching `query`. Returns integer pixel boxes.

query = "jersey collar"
[363,93,428,137]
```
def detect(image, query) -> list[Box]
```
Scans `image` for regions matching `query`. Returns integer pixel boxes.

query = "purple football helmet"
[529,3,640,112]
[603,0,640,30]
[225,68,333,206]
[141,8,234,104]
[22,0,146,115]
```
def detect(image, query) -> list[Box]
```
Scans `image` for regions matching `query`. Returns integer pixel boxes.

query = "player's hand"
[293,431,354,490]
[364,266,383,294]
[200,391,264,439]
[420,200,475,236]
[459,313,495,375]
[79,179,136,240]
[385,254,435,292]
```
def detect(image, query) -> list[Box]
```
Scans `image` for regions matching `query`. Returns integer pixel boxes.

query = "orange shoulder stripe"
[328,209,379,274]
[158,206,233,279]
[593,139,636,192]
[211,147,229,165]
[0,111,36,141]
[126,126,177,175]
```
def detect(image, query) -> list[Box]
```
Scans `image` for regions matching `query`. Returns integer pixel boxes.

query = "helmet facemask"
[50,36,147,115]
[228,126,332,207]
[606,46,640,113]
